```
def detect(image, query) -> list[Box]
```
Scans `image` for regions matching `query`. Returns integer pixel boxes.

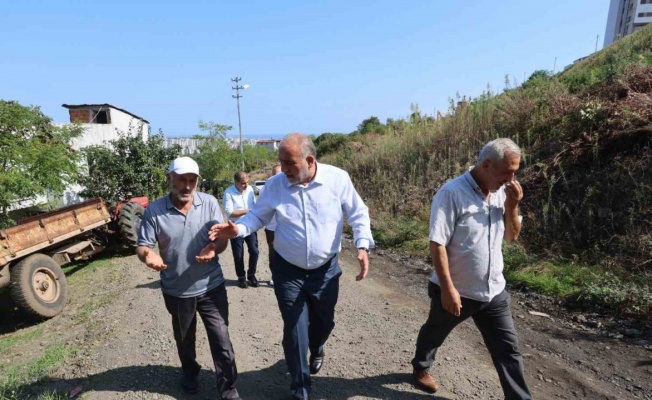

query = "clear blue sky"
[1,0,609,139]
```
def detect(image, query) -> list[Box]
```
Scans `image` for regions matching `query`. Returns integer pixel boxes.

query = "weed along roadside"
[0,251,137,400]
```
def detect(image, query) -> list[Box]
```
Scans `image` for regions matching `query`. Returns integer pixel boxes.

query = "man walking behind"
[411,138,532,400]
[210,133,374,400]
[136,157,240,399]
[223,171,260,288]
[261,163,282,286]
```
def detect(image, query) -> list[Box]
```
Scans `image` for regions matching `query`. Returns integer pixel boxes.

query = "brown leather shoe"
[413,369,439,393]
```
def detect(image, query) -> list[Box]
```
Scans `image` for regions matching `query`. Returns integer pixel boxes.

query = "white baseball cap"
[168,157,200,176]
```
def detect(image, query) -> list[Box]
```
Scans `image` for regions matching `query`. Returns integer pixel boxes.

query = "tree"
[522,69,554,89]
[193,120,234,183]
[357,116,386,135]
[192,120,276,188]
[0,100,83,227]
[314,132,350,156]
[79,130,180,202]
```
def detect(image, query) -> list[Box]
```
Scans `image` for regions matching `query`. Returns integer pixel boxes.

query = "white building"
[12,104,150,211]
[256,139,282,152]
[59,104,150,205]
[604,0,652,46]
[164,137,203,155]
[62,103,149,149]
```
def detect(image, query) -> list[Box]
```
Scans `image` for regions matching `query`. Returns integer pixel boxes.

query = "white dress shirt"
[223,184,256,222]
[235,162,374,269]
[258,185,277,231]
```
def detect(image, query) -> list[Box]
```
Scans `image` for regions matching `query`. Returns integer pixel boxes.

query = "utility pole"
[231,77,245,170]
[595,35,600,52]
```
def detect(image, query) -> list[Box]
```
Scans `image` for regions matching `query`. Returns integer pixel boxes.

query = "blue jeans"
[412,282,532,400]
[229,232,259,279]
[272,253,341,398]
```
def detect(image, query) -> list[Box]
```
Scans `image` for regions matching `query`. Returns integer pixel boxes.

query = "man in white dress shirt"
[209,133,374,400]
[223,171,259,289]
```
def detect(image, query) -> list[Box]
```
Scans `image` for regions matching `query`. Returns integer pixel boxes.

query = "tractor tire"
[10,254,68,319]
[118,201,145,248]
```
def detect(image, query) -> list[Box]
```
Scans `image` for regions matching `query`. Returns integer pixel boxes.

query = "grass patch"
[0,327,43,353]
[504,244,652,316]
[372,216,429,255]
[62,257,113,281]
[78,292,117,323]
[0,343,76,400]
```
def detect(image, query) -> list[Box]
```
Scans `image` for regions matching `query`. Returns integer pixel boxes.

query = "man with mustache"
[411,138,532,399]
[209,133,374,400]
[136,157,241,399]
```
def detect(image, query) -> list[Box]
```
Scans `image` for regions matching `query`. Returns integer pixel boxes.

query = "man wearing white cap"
[137,156,241,399]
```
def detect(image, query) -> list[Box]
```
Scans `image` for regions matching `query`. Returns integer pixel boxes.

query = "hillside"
[322,24,652,317]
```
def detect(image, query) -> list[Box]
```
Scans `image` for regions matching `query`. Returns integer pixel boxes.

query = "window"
[91,109,110,124]
[638,12,652,17]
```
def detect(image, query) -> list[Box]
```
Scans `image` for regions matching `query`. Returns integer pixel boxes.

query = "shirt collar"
[463,168,484,197]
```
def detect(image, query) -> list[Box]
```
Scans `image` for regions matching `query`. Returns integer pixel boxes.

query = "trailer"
[0,197,147,318]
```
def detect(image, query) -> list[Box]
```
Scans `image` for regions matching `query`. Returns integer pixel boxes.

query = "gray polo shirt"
[138,192,225,298]
[429,169,507,302]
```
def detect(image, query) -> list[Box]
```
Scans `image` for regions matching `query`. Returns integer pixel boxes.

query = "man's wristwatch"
[358,247,369,253]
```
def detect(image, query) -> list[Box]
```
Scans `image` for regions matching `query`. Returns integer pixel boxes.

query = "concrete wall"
[72,108,148,150]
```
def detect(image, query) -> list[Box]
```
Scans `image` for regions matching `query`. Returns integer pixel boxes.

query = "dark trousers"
[412,282,531,400]
[264,228,276,274]
[163,284,239,399]
[230,232,259,279]
[272,253,341,398]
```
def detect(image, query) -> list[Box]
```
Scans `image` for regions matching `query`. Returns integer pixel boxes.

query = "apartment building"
[604,0,652,46]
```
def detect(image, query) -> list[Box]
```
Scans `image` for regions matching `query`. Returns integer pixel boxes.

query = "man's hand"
[504,179,523,210]
[440,284,462,316]
[356,249,369,281]
[208,220,239,240]
[144,249,167,271]
[195,242,217,263]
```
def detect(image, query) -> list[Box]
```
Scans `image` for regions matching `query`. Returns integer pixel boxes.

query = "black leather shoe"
[238,278,248,289]
[180,374,199,394]
[247,275,259,288]
[309,352,324,375]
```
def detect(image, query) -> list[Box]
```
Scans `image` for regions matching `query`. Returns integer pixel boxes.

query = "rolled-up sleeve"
[429,188,457,246]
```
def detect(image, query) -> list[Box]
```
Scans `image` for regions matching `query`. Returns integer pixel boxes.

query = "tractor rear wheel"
[118,201,145,248]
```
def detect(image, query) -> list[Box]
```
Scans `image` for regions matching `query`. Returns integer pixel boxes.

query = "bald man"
[210,133,374,400]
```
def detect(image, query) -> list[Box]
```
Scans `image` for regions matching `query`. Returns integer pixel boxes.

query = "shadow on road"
[20,361,443,399]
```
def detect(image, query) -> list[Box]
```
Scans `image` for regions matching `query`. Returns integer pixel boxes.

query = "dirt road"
[2,234,650,399]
